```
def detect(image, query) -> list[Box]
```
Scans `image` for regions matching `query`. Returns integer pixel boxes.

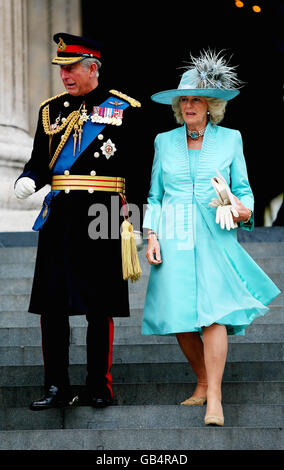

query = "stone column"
[0,0,39,214]
[0,0,81,231]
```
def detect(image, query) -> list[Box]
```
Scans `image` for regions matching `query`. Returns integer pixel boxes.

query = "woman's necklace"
[186,126,206,140]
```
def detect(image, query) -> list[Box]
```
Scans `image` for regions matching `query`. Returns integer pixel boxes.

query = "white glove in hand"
[14,177,36,199]
[216,204,239,230]
[209,198,239,230]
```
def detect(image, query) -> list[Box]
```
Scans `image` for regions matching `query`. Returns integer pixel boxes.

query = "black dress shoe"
[29,385,79,411]
[91,396,113,408]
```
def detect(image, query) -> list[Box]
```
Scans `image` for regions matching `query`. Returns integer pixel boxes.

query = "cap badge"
[100,139,117,159]
[58,37,67,51]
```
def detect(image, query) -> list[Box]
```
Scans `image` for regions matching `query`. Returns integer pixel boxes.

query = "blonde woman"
[142,50,280,426]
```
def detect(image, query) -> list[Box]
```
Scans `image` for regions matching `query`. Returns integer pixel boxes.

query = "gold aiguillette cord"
[73,103,88,156]
[73,122,79,156]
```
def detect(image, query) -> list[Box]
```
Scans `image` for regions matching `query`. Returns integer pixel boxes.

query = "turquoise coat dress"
[142,122,280,336]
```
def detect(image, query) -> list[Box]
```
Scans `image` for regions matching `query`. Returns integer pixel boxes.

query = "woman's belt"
[51,174,125,194]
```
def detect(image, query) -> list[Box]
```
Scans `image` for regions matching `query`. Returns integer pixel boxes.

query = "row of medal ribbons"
[91,106,123,126]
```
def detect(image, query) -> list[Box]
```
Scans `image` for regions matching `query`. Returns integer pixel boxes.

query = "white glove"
[14,177,36,199]
[209,198,239,230]
[216,203,239,230]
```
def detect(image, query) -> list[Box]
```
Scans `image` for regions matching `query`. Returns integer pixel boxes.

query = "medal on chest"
[100,138,117,159]
[91,106,123,126]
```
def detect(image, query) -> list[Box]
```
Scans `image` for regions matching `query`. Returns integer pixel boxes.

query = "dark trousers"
[40,313,114,399]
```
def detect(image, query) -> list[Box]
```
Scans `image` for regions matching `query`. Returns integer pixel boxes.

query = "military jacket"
[18,85,149,317]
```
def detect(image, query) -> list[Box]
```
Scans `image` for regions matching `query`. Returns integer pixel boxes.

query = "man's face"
[59,62,97,96]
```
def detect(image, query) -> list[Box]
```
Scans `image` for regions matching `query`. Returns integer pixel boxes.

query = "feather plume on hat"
[151,49,244,104]
[185,49,244,90]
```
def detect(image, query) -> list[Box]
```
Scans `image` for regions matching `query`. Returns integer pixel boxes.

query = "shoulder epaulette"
[109,89,141,108]
[40,91,68,108]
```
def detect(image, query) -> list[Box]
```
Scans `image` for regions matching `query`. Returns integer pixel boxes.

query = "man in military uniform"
[15,33,146,410]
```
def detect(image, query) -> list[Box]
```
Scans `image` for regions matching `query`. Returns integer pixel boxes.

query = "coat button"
[65,189,70,194]
[98,134,104,140]
[94,152,100,158]
[90,170,96,176]
[88,188,94,193]
[64,101,70,107]
[64,170,70,175]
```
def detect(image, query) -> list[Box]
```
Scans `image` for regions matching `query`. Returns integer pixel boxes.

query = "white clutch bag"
[211,171,236,207]
[209,171,239,230]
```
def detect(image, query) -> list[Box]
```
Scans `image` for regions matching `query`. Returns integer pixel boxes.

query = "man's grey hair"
[81,57,102,77]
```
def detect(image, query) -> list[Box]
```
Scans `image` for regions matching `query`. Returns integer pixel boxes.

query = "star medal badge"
[100,139,117,159]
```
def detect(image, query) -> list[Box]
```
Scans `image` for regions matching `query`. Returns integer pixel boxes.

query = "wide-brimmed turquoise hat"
[151,50,243,105]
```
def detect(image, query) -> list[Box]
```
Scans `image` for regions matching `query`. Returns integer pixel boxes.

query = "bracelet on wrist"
[147,230,157,239]
[243,210,252,224]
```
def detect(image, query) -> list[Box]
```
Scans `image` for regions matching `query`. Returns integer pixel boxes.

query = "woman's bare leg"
[176,331,208,398]
[202,323,228,419]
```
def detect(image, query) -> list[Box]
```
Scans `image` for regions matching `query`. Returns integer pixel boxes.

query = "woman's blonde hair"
[172,96,227,126]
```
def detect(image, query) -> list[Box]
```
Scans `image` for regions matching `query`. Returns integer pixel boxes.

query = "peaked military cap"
[52,32,103,66]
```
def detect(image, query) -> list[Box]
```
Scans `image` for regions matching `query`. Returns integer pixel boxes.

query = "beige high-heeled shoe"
[204,415,224,426]
[180,396,207,406]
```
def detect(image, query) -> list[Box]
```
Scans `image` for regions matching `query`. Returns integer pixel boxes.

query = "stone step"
[1,341,283,367]
[0,425,283,450]
[254,258,284,275]
[1,255,284,281]
[1,271,284,295]
[1,291,283,311]
[0,309,143,327]
[1,381,283,408]
[1,239,284,261]
[0,306,283,328]
[0,404,283,431]
[1,361,283,387]
[0,263,35,279]
[0,274,149,293]
[241,242,284,257]
[0,293,148,311]
[1,323,284,347]
[0,247,37,264]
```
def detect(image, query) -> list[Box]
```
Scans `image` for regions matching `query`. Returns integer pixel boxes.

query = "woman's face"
[179,96,208,129]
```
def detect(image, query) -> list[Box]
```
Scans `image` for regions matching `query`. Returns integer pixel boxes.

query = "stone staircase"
[0,228,283,450]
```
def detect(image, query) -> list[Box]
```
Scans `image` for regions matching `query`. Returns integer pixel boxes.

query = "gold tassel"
[121,220,142,282]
